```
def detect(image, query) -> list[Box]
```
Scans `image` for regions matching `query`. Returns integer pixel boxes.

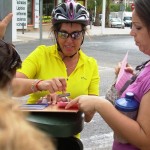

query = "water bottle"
[114,92,139,143]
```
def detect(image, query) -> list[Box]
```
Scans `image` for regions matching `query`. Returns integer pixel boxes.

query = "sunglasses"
[57,30,83,40]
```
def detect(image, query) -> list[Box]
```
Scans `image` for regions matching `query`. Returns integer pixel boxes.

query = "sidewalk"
[15,25,131,43]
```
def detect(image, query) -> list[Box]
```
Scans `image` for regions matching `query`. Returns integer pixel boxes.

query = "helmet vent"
[76,4,81,13]
[68,2,74,19]
[62,4,66,12]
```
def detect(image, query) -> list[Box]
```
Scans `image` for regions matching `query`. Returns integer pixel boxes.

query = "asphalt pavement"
[15,25,131,43]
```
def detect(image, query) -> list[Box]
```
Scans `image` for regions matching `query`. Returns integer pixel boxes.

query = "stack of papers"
[115,51,133,92]
[20,104,49,110]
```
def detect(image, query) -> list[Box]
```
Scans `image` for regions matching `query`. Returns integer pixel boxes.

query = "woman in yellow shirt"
[16,1,100,104]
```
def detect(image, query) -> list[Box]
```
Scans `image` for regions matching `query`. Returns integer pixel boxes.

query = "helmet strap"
[81,35,84,45]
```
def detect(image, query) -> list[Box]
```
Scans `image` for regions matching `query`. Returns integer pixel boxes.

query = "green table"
[27,111,84,137]
[28,111,84,150]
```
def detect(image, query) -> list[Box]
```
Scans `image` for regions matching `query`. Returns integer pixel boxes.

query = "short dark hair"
[0,40,22,88]
[134,0,150,32]
[51,22,87,34]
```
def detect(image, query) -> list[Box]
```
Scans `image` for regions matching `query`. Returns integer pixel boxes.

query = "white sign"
[16,0,27,29]
[34,0,39,28]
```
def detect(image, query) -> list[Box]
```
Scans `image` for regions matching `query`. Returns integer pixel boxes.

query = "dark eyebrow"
[59,29,82,33]
[59,30,68,33]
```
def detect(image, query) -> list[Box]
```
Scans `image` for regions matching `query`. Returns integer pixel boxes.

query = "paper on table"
[20,104,49,110]
[115,51,133,92]
[20,104,78,113]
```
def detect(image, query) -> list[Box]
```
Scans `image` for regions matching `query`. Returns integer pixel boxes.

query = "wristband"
[31,79,38,93]
[35,80,43,91]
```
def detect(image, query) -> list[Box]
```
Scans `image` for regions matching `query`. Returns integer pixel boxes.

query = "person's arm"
[66,91,150,149]
[12,77,67,97]
[0,13,13,39]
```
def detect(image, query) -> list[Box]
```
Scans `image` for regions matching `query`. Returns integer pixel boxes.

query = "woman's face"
[56,23,84,57]
[130,10,150,56]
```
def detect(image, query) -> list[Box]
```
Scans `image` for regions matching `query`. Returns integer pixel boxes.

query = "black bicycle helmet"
[52,0,89,25]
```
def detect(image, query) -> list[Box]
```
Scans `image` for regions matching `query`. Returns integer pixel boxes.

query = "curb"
[13,27,131,44]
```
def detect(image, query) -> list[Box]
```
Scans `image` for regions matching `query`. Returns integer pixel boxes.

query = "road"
[15,35,149,150]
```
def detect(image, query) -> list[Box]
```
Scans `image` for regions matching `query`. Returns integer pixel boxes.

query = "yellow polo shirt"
[17,44,100,104]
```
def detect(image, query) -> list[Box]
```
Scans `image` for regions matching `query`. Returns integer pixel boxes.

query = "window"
[28,0,33,24]
[43,0,54,23]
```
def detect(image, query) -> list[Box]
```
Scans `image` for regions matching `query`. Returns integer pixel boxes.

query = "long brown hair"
[0,94,56,150]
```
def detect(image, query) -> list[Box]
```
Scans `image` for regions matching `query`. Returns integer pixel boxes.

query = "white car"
[123,16,132,27]
[109,18,125,29]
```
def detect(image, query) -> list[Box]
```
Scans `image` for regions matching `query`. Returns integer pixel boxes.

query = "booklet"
[20,104,49,110]
[115,51,133,92]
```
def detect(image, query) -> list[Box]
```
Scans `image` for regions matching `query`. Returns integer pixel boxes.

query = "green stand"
[27,111,84,150]
[28,111,84,137]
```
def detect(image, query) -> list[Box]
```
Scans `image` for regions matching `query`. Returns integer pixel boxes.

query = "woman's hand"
[115,62,134,76]
[65,95,97,122]
[37,78,67,93]
[37,93,58,105]
[37,93,70,105]
[0,13,13,39]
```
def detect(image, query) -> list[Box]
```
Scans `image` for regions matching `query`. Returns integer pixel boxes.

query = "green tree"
[87,0,112,27]
[87,0,95,11]
[105,0,111,27]
[87,0,95,22]
[126,5,132,11]
[110,3,120,12]
[94,0,102,26]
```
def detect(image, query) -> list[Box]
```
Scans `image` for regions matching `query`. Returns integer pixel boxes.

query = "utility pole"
[94,0,96,21]
[39,0,43,44]
[0,0,12,43]
[124,0,126,10]
[101,0,106,35]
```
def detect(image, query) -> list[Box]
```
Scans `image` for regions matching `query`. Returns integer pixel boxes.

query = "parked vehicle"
[123,16,132,27]
[109,18,125,29]
[110,11,132,27]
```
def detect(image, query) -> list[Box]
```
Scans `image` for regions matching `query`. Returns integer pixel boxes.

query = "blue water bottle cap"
[115,92,139,112]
